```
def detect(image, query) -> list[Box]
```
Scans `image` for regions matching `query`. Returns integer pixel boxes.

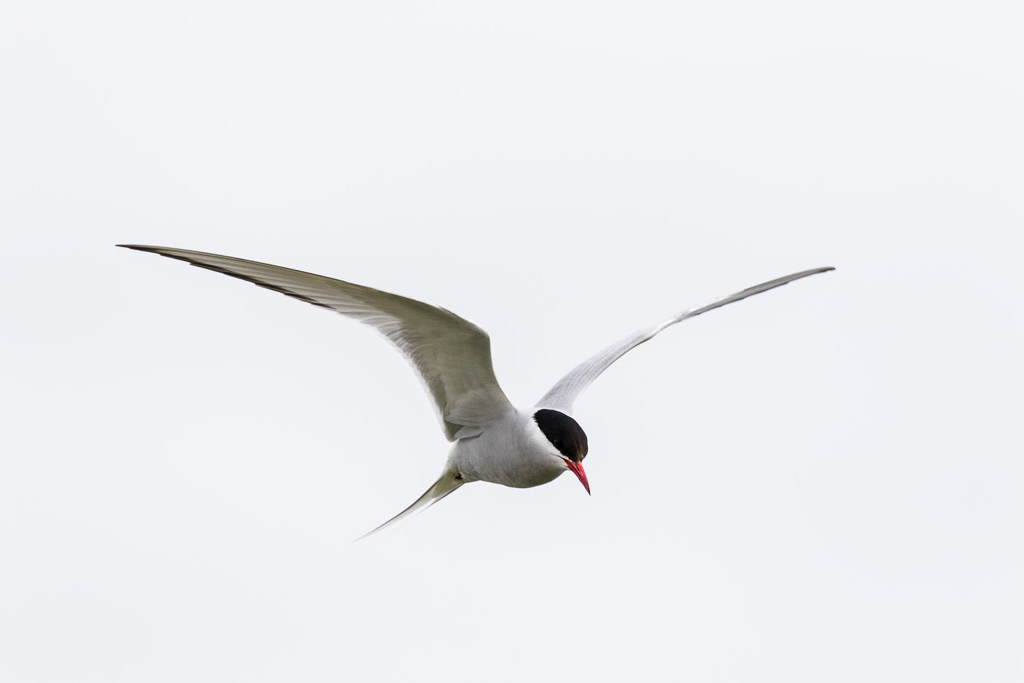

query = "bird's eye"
[552,439,563,448]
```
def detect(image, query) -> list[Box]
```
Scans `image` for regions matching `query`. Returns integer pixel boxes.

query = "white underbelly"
[449,430,565,488]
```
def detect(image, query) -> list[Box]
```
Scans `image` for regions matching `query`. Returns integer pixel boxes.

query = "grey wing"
[120,245,515,440]
[537,267,835,414]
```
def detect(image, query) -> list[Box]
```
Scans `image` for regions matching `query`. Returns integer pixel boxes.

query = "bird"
[119,244,833,537]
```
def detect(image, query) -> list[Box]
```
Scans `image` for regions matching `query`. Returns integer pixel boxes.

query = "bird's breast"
[449,424,564,489]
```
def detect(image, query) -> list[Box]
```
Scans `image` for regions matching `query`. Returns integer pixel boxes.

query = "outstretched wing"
[120,245,515,440]
[537,267,834,414]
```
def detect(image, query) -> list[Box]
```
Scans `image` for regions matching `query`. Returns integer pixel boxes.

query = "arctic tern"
[120,245,833,536]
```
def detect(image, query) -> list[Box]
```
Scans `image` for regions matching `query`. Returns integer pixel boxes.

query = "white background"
[2,1,1022,681]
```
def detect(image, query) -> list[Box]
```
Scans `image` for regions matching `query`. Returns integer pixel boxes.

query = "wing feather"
[120,245,514,440]
[537,267,835,413]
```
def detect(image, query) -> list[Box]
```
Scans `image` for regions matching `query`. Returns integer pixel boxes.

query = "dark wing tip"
[118,244,336,310]
[117,244,165,253]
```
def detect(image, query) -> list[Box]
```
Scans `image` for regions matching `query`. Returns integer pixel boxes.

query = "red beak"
[566,460,590,495]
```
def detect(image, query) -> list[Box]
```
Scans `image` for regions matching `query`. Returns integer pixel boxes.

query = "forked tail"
[357,472,465,540]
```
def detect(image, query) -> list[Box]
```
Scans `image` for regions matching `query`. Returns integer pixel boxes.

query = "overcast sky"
[2,1,1022,681]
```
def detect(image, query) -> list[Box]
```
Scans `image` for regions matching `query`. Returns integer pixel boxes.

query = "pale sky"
[2,1,1022,681]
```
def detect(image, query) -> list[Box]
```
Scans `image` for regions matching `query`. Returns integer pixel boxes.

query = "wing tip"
[786,265,835,283]
[117,244,163,253]
[802,265,835,275]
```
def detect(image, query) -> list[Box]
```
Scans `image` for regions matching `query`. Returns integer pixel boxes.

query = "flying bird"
[119,245,833,536]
